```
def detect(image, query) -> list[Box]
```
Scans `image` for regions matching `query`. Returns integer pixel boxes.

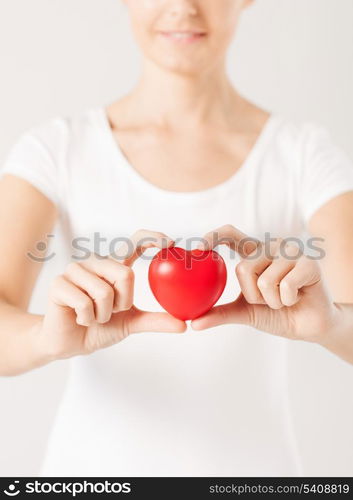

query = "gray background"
[0,0,352,476]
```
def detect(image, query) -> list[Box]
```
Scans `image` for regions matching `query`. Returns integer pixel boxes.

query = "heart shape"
[148,246,227,321]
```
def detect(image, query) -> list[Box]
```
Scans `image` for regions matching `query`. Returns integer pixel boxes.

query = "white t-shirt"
[2,106,353,477]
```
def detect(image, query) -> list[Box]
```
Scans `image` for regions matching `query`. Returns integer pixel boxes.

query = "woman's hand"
[38,229,187,360]
[191,224,340,344]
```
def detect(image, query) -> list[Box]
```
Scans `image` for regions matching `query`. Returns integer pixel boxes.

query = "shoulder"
[14,106,103,157]
[272,113,328,146]
[0,107,106,209]
[240,98,332,155]
[271,113,331,150]
[266,114,346,175]
[274,115,352,171]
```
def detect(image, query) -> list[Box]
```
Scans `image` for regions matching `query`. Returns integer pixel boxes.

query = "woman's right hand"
[38,229,187,360]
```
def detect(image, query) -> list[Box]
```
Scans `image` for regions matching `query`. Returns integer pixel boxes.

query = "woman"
[1,0,353,477]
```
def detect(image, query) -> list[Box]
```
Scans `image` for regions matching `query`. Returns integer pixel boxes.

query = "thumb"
[126,306,187,334]
[191,292,250,330]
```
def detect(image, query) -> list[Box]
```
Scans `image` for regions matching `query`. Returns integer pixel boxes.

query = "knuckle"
[87,251,97,261]
[235,261,249,277]
[119,303,132,312]
[119,266,134,282]
[76,297,92,313]
[246,295,264,305]
[257,276,271,290]
[272,237,284,255]
[283,244,302,259]
[76,316,89,327]
[133,228,148,239]
[299,253,314,266]
[87,252,105,265]
[200,236,211,249]
[270,302,284,310]
[95,285,114,301]
[135,228,169,240]
[115,296,134,312]
[65,261,81,275]
[116,294,134,312]
[100,314,112,324]
[287,243,301,254]
[156,230,169,238]
[280,277,292,289]
[51,274,65,290]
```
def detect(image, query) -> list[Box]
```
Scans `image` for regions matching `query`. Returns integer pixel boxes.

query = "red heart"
[148,246,227,321]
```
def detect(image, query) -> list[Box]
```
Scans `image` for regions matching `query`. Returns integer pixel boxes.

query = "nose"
[167,0,198,17]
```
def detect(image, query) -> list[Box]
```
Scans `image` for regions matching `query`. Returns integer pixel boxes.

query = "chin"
[153,54,209,77]
[164,63,203,77]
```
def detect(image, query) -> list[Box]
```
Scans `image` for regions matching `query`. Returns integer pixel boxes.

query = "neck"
[127,58,242,130]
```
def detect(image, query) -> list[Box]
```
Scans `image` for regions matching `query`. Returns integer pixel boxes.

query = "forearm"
[318,302,353,365]
[0,300,52,376]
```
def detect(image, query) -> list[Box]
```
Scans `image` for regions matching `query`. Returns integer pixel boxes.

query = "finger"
[234,241,286,305]
[113,229,175,267]
[256,256,297,309]
[279,256,321,306]
[257,243,302,308]
[50,275,95,327]
[197,224,261,257]
[78,255,134,313]
[64,262,114,323]
[191,292,249,330]
[126,307,187,334]
[235,252,271,305]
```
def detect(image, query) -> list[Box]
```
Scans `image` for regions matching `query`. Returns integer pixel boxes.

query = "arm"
[0,175,186,377]
[191,200,353,366]
[307,190,353,364]
[0,174,58,375]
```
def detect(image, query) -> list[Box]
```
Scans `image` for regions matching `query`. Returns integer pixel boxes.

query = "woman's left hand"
[191,224,340,344]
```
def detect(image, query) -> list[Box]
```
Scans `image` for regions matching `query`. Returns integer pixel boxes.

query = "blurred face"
[123,0,253,76]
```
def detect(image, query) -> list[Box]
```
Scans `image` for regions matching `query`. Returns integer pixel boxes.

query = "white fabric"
[2,106,353,477]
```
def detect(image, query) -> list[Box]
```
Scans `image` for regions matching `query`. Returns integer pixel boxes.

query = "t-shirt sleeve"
[0,129,60,208]
[299,122,353,224]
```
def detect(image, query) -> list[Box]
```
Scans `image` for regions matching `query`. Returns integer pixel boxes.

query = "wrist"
[30,318,58,367]
[317,302,345,350]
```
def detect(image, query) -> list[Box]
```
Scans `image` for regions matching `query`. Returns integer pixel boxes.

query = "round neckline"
[96,105,282,202]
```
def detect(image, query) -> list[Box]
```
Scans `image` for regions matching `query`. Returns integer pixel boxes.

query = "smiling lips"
[158,30,207,43]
